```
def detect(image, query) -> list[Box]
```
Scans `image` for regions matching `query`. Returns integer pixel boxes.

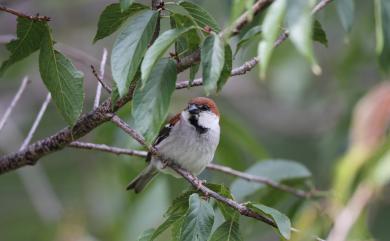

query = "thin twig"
[91,65,112,94]
[0,5,50,21]
[326,183,374,241]
[109,115,154,151]
[18,93,63,222]
[221,0,273,37]
[69,141,147,158]
[207,163,319,198]
[94,48,108,109]
[16,92,63,223]
[0,76,30,134]
[312,0,333,14]
[20,93,51,150]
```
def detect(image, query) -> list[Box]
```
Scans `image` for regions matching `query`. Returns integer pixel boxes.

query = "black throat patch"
[189,115,208,134]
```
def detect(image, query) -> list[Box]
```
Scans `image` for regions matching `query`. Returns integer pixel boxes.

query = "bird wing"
[145,113,181,163]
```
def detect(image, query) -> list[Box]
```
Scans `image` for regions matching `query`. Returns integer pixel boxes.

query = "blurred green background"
[0,0,388,241]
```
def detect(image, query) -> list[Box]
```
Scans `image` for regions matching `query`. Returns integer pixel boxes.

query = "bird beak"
[188,104,200,114]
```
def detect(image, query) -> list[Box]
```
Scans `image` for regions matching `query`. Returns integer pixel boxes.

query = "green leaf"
[149,191,193,241]
[209,220,243,241]
[179,1,221,32]
[111,10,158,97]
[166,191,194,217]
[201,33,225,94]
[235,25,262,56]
[39,26,84,126]
[141,26,195,85]
[230,0,247,23]
[287,0,320,75]
[217,44,232,92]
[370,149,390,187]
[230,160,311,201]
[258,0,287,79]
[93,3,148,43]
[138,228,155,241]
[336,0,355,32]
[172,216,186,241]
[132,58,177,143]
[312,20,328,47]
[120,0,134,12]
[189,64,200,86]
[151,213,186,241]
[170,13,201,56]
[375,0,390,72]
[206,183,238,222]
[0,17,46,76]
[247,203,291,239]
[180,193,215,241]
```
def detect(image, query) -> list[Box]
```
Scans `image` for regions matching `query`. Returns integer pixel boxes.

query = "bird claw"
[195,179,206,190]
[194,179,210,200]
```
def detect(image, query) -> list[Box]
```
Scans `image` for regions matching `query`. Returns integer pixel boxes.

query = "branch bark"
[69,141,147,157]
[0,5,50,21]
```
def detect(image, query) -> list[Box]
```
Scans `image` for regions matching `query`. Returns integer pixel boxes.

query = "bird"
[127,97,220,193]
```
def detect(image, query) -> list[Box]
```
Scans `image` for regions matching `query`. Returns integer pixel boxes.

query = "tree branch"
[0,0,333,175]
[207,163,320,198]
[68,141,147,158]
[221,0,274,37]
[91,64,112,93]
[0,5,50,21]
[19,93,52,150]
[93,48,108,109]
[0,76,30,134]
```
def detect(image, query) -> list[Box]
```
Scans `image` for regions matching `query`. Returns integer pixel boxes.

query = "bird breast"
[153,116,220,176]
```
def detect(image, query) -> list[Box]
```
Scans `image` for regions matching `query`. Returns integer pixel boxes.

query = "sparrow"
[127,97,220,193]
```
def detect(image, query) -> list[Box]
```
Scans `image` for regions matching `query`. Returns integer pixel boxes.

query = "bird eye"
[200,105,210,111]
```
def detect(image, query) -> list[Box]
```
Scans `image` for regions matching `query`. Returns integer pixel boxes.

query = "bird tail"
[126,164,158,193]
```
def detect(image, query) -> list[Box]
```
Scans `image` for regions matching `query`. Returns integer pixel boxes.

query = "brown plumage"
[188,97,220,117]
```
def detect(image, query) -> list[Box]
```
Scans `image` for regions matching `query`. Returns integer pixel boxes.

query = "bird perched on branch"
[127,97,220,193]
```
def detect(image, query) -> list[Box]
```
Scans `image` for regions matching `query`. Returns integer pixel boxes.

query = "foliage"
[1,0,390,241]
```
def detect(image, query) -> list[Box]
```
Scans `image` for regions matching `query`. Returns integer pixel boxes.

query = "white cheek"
[198,112,219,129]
